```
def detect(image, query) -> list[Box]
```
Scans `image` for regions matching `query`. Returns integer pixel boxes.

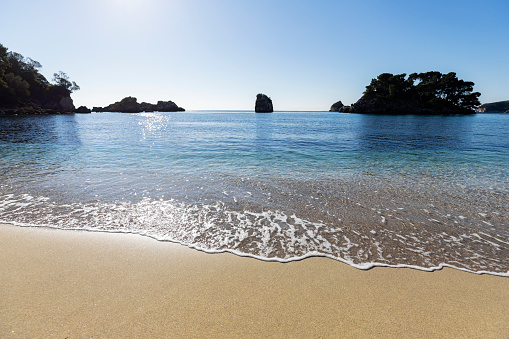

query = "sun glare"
[111,0,145,11]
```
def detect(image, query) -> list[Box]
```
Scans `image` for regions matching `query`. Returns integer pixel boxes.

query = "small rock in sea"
[329,100,344,112]
[75,106,92,113]
[255,93,273,113]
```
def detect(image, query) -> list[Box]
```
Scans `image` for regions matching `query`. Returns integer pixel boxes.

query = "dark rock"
[0,105,74,115]
[108,96,140,113]
[339,92,476,114]
[139,102,155,112]
[329,101,344,112]
[41,86,75,113]
[75,106,91,113]
[156,100,185,112]
[338,105,353,113]
[255,93,273,113]
[93,97,185,113]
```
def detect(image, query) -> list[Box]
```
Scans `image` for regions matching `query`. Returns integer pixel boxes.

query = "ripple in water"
[1,181,507,277]
[0,112,508,276]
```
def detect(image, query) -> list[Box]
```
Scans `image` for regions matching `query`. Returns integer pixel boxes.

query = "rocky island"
[75,106,92,113]
[93,96,185,113]
[333,72,481,115]
[329,101,344,112]
[255,93,273,113]
[0,44,80,115]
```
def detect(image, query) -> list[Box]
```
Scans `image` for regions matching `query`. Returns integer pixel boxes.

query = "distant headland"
[477,100,509,113]
[331,72,481,115]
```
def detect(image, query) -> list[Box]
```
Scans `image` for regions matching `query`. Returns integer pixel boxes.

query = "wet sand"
[1,223,508,338]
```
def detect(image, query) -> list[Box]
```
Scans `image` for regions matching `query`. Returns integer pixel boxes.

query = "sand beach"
[0,223,508,338]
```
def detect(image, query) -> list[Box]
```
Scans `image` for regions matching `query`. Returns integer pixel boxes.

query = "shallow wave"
[1,194,508,277]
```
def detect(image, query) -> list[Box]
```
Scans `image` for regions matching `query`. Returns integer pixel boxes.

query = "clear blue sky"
[1,0,508,110]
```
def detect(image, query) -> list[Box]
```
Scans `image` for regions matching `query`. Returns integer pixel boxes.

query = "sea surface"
[0,111,508,276]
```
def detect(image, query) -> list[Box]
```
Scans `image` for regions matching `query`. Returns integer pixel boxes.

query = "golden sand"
[0,223,507,338]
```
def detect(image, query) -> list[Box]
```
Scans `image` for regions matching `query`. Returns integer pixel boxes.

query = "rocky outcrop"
[38,86,75,113]
[255,94,273,113]
[329,101,344,112]
[0,88,76,115]
[93,97,185,113]
[0,105,74,115]
[75,106,92,113]
[155,100,182,112]
[477,100,509,113]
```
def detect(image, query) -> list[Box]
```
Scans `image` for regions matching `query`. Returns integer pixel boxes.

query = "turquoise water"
[0,111,508,275]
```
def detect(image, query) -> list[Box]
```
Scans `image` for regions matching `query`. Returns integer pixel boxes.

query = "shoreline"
[4,222,508,278]
[1,224,508,338]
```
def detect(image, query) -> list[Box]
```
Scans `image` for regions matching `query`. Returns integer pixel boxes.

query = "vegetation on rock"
[0,43,78,114]
[338,72,481,114]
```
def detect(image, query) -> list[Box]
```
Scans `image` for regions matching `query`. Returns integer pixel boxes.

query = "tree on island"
[336,72,481,114]
[52,71,80,93]
[0,43,79,113]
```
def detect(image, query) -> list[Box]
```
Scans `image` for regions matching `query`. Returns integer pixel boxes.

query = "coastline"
[1,223,508,338]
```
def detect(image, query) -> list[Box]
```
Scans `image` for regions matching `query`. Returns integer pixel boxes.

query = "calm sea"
[0,111,508,276]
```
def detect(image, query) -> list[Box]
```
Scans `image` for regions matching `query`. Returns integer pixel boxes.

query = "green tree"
[410,72,480,112]
[364,73,413,99]
[52,71,80,93]
[5,73,30,100]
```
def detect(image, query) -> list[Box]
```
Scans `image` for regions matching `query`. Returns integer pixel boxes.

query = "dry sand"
[0,223,508,338]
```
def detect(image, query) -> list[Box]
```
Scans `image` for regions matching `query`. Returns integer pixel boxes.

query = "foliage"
[0,43,79,107]
[53,71,80,93]
[361,72,481,114]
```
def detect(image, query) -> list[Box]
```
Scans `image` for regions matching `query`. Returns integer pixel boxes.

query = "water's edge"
[3,221,507,278]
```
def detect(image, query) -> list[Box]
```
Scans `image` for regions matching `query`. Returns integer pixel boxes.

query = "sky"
[1,0,508,110]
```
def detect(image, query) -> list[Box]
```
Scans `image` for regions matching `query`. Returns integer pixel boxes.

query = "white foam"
[1,194,508,277]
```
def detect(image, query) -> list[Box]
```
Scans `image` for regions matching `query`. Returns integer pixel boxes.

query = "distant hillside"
[477,100,509,113]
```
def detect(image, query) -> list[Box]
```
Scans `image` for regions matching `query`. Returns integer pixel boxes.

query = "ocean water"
[0,111,508,276]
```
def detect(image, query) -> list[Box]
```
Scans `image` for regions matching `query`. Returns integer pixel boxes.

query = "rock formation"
[329,101,344,112]
[42,93,75,112]
[155,100,183,112]
[75,106,92,113]
[93,97,185,113]
[255,94,273,113]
